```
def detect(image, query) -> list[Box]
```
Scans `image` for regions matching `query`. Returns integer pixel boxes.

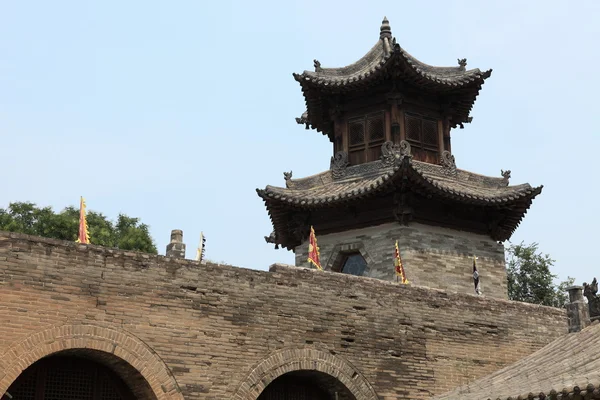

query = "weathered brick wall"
[0,231,566,400]
[295,222,508,299]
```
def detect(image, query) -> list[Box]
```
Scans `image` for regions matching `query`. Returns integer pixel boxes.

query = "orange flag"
[307,226,322,270]
[394,240,408,284]
[76,196,90,244]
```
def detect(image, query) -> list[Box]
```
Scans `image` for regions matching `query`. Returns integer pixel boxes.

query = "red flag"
[394,240,408,284]
[307,226,322,270]
[76,196,90,244]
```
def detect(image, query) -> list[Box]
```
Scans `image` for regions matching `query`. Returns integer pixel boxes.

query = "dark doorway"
[5,355,136,400]
[257,371,356,400]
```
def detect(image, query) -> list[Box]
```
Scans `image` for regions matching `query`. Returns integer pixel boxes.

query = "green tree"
[506,242,574,308]
[0,202,157,254]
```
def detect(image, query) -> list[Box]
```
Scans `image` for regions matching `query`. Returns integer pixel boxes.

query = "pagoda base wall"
[295,222,508,299]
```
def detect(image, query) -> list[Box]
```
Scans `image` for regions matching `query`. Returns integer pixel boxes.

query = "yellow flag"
[76,196,90,244]
[394,240,409,284]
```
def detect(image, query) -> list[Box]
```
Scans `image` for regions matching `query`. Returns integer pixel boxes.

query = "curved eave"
[257,167,540,209]
[295,41,492,134]
[257,162,542,248]
[294,42,491,92]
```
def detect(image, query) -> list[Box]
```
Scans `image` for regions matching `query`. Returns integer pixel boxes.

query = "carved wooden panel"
[404,112,440,163]
[346,111,386,165]
[423,119,438,146]
[367,114,385,142]
[348,120,365,146]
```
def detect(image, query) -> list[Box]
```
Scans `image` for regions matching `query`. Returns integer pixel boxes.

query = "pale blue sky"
[1,1,599,283]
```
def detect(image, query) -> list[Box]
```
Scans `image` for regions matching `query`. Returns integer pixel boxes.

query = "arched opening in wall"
[257,371,357,400]
[338,252,368,276]
[4,349,157,400]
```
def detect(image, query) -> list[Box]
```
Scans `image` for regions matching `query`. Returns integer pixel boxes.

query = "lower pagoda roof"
[257,141,541,250]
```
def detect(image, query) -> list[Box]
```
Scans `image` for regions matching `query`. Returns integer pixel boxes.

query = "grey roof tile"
[434,323,600,400]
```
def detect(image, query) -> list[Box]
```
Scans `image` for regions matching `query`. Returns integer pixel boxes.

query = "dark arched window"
[6,355,136,400]
[341,253,367,276]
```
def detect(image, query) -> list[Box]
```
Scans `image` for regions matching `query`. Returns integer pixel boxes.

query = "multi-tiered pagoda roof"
[258,17,541,251]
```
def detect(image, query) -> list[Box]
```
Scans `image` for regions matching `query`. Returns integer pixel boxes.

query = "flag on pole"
[473,256,481,295]
[196,232,206,262]
[76,196,90,244]
[394,240,409,284]
[307,226,322,270]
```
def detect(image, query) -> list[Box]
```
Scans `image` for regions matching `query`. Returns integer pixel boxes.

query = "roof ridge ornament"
[264,230,279,249]
[501,169,511,186]
[440,150,457,175]
[458,58,467,71]
[584,278,600,321]
[330,151,349,179]
[381,140,412,167]
[314,59,322,72]
[295,111,309,129]
[283,171,293,187]
[380,16,392,39]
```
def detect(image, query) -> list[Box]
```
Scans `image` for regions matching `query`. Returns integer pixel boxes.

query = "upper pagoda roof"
[257,141,541,250]
[294,17,492,138]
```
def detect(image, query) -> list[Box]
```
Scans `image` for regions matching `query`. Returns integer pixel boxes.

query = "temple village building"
[258,18,540,299]
[2,16,600,400]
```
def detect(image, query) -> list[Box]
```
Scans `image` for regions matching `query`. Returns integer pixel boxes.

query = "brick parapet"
[0,231,567,399]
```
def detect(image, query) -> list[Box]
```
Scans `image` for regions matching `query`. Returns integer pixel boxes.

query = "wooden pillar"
[342,118,349,153]
[399,109,406,141]
[384,110,392,142]
[334,118,344,154]
[443,117,452,153]
[437,119,444,156]
[387,94,403,143]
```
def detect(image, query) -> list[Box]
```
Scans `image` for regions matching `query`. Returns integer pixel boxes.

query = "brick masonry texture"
[295,222,508,299]
[0,231,566,400]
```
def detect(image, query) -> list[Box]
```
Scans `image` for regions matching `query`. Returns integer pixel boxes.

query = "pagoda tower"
[257,17,541,299]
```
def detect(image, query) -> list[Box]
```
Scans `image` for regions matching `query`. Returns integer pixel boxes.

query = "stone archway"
[232,348,378,400]
[0,323,183,400]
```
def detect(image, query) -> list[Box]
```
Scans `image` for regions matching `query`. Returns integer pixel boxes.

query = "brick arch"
[0,323,183,400]
[233,348,378,400]
[325,241,374,275]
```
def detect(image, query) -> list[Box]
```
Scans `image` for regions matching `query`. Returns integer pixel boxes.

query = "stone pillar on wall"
[166,229,186,259]
[566,285,589,333]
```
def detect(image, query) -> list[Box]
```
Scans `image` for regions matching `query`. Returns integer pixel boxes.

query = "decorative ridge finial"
[380,16,392,39]
[314,59,322,72]
[501,170,511,186]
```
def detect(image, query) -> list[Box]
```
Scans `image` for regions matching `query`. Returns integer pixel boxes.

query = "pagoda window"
[347,111,386,165]
[340,253,367,276]
[405,112,439,163]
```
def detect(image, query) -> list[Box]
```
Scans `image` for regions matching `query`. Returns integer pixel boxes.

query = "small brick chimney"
[566,285,589,333]
[166,229,186,259]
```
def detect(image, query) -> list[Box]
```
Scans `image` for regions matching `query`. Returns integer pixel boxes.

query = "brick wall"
[295,222,508,299]
[0,231,566,400]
